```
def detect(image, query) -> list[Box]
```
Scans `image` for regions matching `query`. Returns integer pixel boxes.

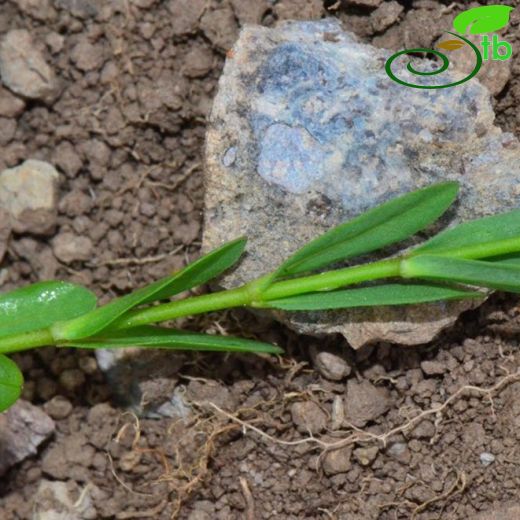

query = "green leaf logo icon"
[453,5,514,35]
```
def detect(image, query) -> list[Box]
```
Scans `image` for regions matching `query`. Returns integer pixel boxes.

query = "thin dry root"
[111,370,520,518]
[411,470,467,519]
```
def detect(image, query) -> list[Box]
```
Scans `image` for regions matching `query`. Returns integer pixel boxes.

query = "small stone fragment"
[371,1,403,33]
[52,232,93,264]
[345,0,383,7]
[0,29,59,101]
[0,86,26,118]
[45,32,65,54]
[169,0,205,36]
[331,395,345,430]
[0,159,60,235]
[344,380,390,427]
[185,379,236,411]
[420,360,445,376]
[322,446,352,475]
[52,141,83,178]
[0,209,11,263]
[70,39,105,71]
[410,419,436,439]
[32,479,98,520]
[183,47,213,78]
[273,0,323,20]
[353,446,379,466]
[229,0,268,24]
[310,347,351,381]
[43,396,73,420]
[0,400,55,476]
[480,452,495,466]
[200,5,238,51]
[14,0,56,21]
[0,117,16,146]
[387,442,411,464]
[59,368,86,391]
[291,401,327,434]
[54,0,99,19]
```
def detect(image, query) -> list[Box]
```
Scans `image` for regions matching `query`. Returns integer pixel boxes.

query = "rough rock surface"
[0,29,59,101]
[203,19,520,348]
[0,159,60,235]
[0,400,55,477]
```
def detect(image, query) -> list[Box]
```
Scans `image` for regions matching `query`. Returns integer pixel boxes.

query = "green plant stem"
[414,236,520,260]
[0,329,54,354]
[114,258,402,329]
[1,234,520,354]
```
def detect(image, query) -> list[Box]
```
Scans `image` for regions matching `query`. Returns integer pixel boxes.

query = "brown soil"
[1,1,520,519]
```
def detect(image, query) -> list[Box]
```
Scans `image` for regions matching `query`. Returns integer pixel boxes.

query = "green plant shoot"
[1,181,519,412]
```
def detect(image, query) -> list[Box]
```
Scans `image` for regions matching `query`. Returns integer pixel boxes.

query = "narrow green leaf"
[52,237,247,341]
[489,253,520,267]
[402,255,520,293]
[412,209,520,258]
[0,281,97,339]
[0,354,23,412]
[274,182,459,278]
[267,283,480,311]
[64,325,282,354]
[141,237,247,303]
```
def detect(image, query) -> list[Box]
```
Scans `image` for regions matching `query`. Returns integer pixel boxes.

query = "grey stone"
[0,159,60,235]
[0,30,59,101]
[371,1,403,33]
[203,19,520,349]
[0,86,25,118]
[480,452,495,466]
[0,400,55,477]
[54,0,99,19]
[344,379,390,427]
[322,446,352,475]
[409,419,436,439]
[32,480,97,520]
[14,0,57,21]
[310,346,351,381]
[420,360,445,376]
[70,39,105,72]
[52,232,93,263]
[387,442,411,464]
[353,446,379,466]
[290,401,327,434]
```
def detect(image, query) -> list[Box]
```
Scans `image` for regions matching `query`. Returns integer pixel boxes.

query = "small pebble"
[44,396,73,420]
[420,360,445,376]
[480,452,495,466]
[290,401,327,434]
[310,346,351,381]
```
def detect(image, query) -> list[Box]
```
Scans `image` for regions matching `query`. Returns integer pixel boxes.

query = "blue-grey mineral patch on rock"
[202,19,520,348]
